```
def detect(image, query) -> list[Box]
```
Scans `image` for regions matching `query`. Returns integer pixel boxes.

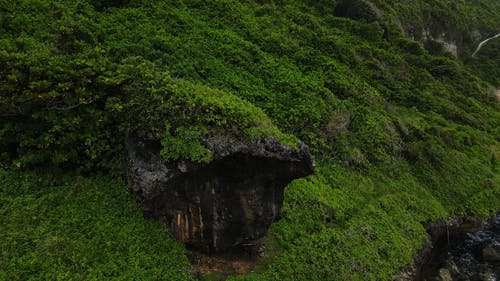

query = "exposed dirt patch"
[189,246,260,280]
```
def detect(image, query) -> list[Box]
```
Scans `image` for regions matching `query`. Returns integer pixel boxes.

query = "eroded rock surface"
[126,130,314,253]
[414,215,500,281]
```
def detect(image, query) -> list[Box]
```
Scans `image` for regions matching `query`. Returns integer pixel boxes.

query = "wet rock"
[445,261,460,277]
[393,268,416,281]
[436,268,453,281]
[460,217,484,233]
[126,130,314,253]
[474,267,497,281]
[412,215,500,281]
[483,245,500,265]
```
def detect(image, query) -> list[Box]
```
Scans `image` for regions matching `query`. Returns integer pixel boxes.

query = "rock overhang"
[126,130,314,253]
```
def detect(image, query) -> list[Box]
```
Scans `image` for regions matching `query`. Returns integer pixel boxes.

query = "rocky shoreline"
[396,215,500,281]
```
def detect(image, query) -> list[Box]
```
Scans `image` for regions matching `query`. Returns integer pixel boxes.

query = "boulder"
[125,130,314,253]
[436,268,453,281]
[483,244,500,265]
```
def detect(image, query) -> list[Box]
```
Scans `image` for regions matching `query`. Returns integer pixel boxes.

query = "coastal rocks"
[416,215,500,281]
[125,130,314,253]
[483,244,500,265]
[436,268,453,281]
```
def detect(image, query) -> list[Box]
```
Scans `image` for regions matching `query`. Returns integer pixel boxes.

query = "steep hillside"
[1,1,499,280]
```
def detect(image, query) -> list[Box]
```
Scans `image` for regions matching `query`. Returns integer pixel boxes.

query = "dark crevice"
[416,215,500,281]
[126,130,314,253]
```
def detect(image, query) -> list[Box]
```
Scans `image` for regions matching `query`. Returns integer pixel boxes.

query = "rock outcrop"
[399,215,500,281]
[125,130,314,253]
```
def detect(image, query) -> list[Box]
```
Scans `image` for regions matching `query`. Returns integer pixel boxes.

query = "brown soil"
[189,246,261,280]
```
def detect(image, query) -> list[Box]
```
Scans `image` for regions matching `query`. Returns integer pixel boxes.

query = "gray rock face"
[126,130,314,253]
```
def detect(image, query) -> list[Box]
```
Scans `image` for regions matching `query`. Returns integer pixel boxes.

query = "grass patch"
[0,170,193,280]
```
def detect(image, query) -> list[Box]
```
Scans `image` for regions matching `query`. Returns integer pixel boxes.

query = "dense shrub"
[334,0,381,23]
[0,0,499,280]
[0,170,193,280]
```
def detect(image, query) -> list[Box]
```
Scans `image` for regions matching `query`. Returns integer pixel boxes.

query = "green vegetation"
[1,0,499,280]
[0,170,192,280]
[466,37,500,87]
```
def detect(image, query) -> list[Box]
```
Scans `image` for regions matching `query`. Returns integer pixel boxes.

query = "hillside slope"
[1,1,499,280]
